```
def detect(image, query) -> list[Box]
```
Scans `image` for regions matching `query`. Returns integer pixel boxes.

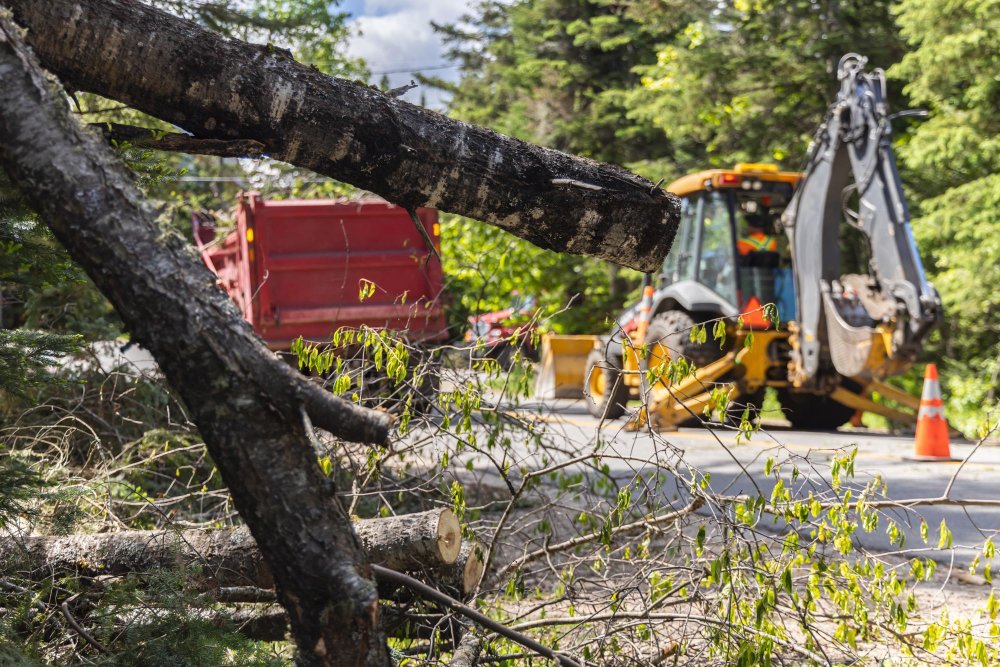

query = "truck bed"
[203,193,448,349]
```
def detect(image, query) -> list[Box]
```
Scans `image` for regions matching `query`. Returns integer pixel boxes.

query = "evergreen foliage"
[149,0,362,76]
[890,0,1000,423]
[437,0,670,164]
[628,0,906,169]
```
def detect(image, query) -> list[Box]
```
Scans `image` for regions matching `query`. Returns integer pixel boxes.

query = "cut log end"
[354,508,462,571]
[460,541,485,594]
[436,509,462,565]
[432,540,485,597]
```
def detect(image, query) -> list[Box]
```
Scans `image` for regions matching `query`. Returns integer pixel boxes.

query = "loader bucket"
[534,334,598,399]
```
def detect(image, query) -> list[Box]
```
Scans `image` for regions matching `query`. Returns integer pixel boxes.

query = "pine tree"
[889,0,1000,422]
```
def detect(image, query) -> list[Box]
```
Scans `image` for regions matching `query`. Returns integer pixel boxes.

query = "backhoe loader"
[535,54,942,431]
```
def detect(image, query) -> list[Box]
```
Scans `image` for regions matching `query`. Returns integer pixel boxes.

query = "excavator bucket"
[534,334,598,399]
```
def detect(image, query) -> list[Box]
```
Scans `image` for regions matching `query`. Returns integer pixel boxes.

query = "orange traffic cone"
[912,363,954,461]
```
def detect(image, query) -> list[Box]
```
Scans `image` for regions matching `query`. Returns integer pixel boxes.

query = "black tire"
[643,311,721,370]
[584,348,629,420]
[641,310,726,428]
[777,388,856,431]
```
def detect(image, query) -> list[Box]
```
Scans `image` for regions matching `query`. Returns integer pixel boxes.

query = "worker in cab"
[737,210,778,257]
[737,207,783,327]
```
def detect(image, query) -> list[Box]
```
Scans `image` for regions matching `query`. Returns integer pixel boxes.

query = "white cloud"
[364,0,468,17]
[345,1,472,108]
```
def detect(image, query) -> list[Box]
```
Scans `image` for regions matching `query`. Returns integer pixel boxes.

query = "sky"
[340,0,474,109]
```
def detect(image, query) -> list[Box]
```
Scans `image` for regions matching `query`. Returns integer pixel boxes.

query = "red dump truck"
[197,193,448,349]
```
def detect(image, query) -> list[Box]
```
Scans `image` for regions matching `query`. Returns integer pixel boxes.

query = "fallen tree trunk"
[112,603,448,644]
[111,605,290,643]
[6,0,679,272]
[1,527,271,590]
[1,510,463,590]
[0,14,387,666]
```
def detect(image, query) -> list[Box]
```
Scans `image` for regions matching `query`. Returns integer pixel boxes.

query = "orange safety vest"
[737,231,778,255]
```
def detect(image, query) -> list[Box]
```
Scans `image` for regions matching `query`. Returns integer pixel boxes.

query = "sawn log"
[0,509,462,590]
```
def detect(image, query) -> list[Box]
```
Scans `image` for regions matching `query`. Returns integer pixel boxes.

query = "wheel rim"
[588,365,607,399]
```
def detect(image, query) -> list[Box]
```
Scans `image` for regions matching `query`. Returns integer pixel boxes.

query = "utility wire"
[369,63,459,75]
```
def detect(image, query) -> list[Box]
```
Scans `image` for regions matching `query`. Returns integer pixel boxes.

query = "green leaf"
[937,518,953,549]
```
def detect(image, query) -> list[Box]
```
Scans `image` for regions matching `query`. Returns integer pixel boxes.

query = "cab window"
[662,194,699,284]
[697,191,737,303]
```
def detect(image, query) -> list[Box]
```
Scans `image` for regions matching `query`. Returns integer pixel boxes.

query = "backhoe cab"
[540,54,942,432]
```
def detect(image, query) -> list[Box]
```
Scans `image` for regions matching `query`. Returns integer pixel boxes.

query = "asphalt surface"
[503,398,999,563]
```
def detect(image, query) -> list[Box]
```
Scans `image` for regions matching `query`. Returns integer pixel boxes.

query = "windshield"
[697,191,737,304]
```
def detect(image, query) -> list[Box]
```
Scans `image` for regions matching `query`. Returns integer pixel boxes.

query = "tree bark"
[0,14,388,667]
[0,527,272,589]
[5,0,679,272]
[0,511,463,588]
[449,632,483,667]
[115,604,448,644]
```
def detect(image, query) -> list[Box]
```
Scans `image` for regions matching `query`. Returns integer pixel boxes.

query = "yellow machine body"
[533,161,931,432]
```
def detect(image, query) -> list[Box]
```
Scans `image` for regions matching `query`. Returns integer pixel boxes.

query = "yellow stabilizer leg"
[865,379,920,411]
[627,353,738,432]
[653,385,738,430]
[833,383,962,437]
[830,385,916,426]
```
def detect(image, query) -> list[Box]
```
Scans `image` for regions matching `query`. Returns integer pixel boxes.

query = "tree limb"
[93,122,267,157]
[448,632,483,667]
[371,565,583,667]
[7,0,680,272]
[61,599,110,655]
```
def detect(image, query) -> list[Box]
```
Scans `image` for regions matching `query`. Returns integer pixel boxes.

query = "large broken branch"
[111,603,450,644]
[0,14,387,666]
[1,527,273,589]
[7,0,679,272]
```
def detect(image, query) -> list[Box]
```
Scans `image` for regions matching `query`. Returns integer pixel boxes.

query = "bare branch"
[371,565,583,667]
[496,495,704,580]
[92,122,267,157]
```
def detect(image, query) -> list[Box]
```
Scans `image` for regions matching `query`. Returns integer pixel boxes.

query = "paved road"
[502,398,1000,562]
